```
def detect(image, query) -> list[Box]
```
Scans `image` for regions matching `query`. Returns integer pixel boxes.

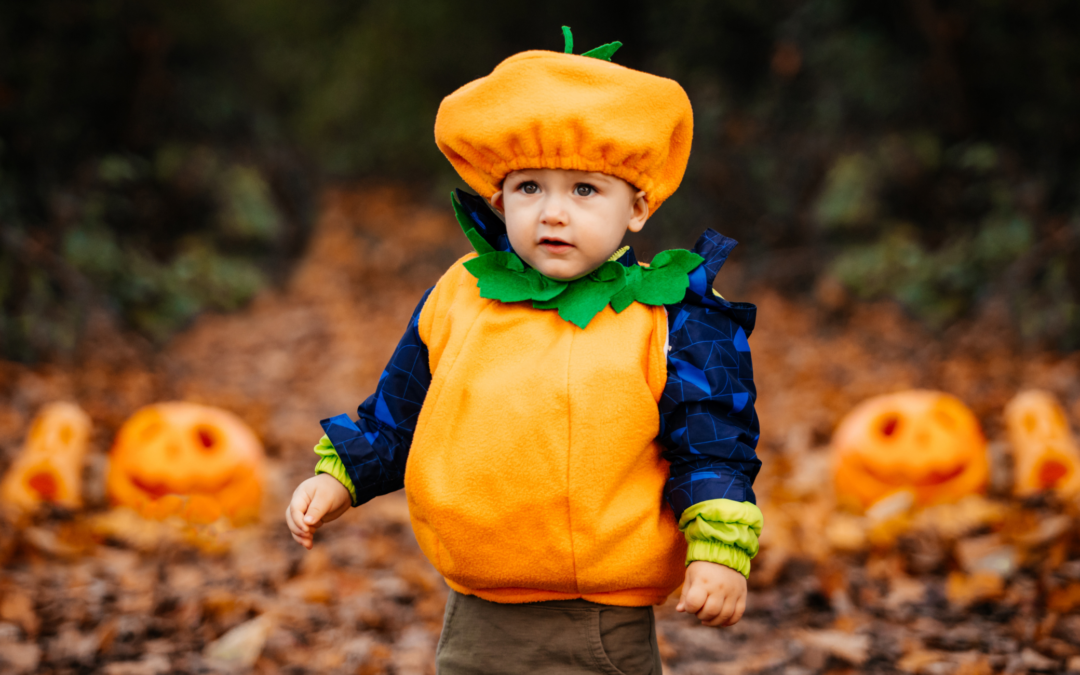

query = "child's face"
[490,169,648,280]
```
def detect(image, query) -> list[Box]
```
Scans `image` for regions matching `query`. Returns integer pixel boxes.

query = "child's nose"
[539,195,569,226]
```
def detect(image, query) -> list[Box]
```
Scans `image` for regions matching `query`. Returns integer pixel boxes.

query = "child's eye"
[520,182,539,194]
[574,184,595,197]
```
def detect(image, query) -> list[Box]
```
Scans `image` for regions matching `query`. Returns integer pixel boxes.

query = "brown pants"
[435,589,663,675]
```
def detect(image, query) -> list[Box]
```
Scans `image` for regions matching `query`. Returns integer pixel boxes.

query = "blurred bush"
[1,0,1079,359]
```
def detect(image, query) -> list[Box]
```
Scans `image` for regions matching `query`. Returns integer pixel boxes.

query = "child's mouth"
[539,238,573,253]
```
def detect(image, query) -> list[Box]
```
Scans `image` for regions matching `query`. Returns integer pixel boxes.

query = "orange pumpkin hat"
[434,30,694,214]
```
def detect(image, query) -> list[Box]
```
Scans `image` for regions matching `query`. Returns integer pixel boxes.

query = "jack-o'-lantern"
[832,390,988,511]
[107,402,264,524]
[1004,390,1080,498]
[0,402,92,511]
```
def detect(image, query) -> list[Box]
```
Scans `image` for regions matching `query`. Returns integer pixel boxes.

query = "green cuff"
[678,499,764,578]
[313,434,358,506]
[685,540,753,578]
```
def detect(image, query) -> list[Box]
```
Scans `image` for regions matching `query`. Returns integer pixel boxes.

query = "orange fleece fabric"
[434,50,694,214]
[407,255,685,606]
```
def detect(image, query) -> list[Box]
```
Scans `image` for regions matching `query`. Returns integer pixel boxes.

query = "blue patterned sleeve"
[659,230,761,520]
[319,288,434,506]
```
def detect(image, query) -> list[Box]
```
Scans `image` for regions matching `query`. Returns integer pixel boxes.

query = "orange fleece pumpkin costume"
[314,39,763,608]
[408,256,682,605]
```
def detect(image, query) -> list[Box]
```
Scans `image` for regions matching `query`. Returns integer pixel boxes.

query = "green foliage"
[831,216,1033,328]
[813,153,881,230]
[62,225,266,342]
[816,131,1080,349]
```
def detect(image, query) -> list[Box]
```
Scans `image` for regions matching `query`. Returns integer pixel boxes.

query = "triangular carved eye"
[1038,457,1069,490]
[194,425,219,453]
[27,471,59,501]
[878,414,900,439]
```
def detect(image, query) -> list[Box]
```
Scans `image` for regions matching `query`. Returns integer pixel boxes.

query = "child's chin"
[541,267,589,281]
[527,255,595,281]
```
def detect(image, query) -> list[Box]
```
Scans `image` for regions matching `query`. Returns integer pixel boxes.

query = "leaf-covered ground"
[1,187,1079,674]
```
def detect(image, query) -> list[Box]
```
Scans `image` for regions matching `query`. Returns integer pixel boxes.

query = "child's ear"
[627,190,649,233]
[489,190,505,215]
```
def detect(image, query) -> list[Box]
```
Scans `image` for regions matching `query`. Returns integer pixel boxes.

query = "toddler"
[286,30,762,674]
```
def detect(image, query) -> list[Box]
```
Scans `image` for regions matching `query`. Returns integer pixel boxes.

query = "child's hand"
[676,560,747,627]
[285,474,352,549]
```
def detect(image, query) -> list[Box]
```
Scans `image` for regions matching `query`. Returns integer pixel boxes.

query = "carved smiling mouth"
[129,473,237,498]
[860,461,968,487]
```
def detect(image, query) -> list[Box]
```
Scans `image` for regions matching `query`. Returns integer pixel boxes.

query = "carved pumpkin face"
[0,402,91,511]
[832,390,988,511]
[107,402,264,524]
[1004,390,1080,497]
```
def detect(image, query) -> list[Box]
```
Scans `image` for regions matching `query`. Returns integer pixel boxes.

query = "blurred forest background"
[2,0,1079,361]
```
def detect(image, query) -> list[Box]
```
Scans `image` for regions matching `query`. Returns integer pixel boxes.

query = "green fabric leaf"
[465,253,567,303]
[609,264,643,313]
[562,26,573,54]
[533,262,626,329]
[651,248,705,273]
[581,41,623,61]
[452,192,495,255]
[634,250,704,305]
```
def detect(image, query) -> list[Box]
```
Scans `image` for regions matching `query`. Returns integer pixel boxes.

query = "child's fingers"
[286,504,313,548]
[680,584,708,615]
[723,595,746,627]
[302,488,337,527]
[702,595,737,627]
[695,593,726,623]
[284,502,303,535]
[290,529,314,550]
[285,496,311,536]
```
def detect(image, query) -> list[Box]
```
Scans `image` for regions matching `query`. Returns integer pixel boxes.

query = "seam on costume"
[565,326,580,594]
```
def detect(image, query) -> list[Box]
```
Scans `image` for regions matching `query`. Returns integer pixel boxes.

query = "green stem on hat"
[581,41,623,61]
[560,26,622,62]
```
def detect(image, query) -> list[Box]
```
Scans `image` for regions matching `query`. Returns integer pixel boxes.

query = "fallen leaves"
[203,614,273,669]
[0,586,38,637]
[796,629,872,665]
